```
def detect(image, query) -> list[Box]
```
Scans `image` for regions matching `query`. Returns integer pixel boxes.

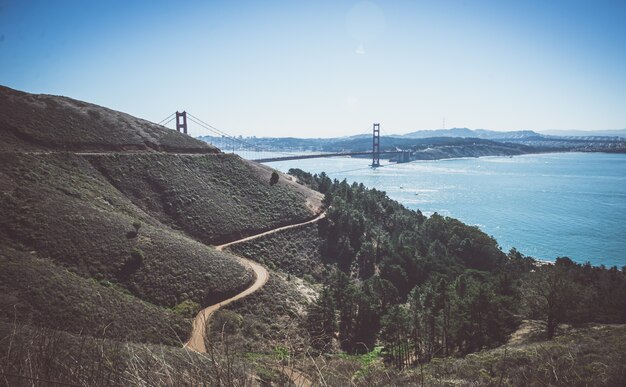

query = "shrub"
[270,171,279,186]
[130,247,144,265]
[211,310,243,335]
[126,221,142,239]
[117,248,144,281]
[173,299,201,319]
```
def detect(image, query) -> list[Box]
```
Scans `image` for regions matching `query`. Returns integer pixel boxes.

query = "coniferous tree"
[305,287,337,352]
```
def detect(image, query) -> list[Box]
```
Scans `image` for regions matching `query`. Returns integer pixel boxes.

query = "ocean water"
[264,152,626,268]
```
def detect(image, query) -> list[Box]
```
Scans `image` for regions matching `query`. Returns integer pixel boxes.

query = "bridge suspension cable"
[189,112,322,158]
[157,111,403,165]
[157,112,176,125]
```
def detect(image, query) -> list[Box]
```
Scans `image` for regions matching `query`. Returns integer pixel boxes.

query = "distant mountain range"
[540,129,626,138]
[400,128,626,140]
[197,127,626,156]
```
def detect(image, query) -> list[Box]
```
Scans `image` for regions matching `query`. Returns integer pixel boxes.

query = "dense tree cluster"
[523,257,626,339]
[290,168,626,367]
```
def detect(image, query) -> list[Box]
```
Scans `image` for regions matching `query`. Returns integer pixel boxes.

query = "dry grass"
[0,153,254,310]
[227,223,326,280]
[0,321,259,386]
[0,85,214,153]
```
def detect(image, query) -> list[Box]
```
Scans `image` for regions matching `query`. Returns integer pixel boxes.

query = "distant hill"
[540,128,626,139]
[394,127,626,153]
[402,127,626,141]
[401,127,544,140]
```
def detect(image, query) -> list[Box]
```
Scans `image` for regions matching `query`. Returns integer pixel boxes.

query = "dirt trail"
[184,211,325,359]
[277,366,313,387]
[217,211,326,251]
[184,255,269,353]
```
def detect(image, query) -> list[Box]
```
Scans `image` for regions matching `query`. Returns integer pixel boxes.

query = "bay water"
[264,152,626,267]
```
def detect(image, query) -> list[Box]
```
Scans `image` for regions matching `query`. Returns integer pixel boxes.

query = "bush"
[117,248,144,281]
[270,171,279,186]
[130,247,144,266]
[211,310,243,335]
[173,299,201,319]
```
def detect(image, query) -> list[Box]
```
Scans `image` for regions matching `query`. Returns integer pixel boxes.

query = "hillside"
[0,152,258,308]
[0,86,323,374]
[0,85,214,153]
[0,246,189,346]
[1,86,624,386]
[402,127,542,140]
[307,321,626,386]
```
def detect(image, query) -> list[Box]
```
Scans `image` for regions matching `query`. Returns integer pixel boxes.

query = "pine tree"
[305,287,337,352]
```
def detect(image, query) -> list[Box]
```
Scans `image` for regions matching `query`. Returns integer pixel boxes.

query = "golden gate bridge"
[158,111,410,167]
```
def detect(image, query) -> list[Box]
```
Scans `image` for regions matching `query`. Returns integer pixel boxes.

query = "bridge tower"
[372,123,380,167]
[176,111,188,134]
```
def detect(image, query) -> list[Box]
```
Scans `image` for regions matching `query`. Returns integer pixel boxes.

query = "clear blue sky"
[1,0,625,137]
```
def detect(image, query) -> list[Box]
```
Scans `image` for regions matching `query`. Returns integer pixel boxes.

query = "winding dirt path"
[184,211,326,355]
[183,256,269,353]
[277,366,313,387]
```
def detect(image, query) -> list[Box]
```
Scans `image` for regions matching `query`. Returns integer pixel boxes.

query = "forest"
[289,168,626,367]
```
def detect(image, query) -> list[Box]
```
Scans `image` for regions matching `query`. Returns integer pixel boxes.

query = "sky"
[1,0,625,138]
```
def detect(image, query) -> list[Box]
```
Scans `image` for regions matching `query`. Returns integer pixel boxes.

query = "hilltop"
[0,85,214,153]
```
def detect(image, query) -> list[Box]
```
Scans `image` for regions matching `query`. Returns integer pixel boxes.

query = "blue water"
[265,152,626,267]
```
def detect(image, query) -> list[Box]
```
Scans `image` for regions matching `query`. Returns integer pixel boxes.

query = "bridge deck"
[252,151,401,163]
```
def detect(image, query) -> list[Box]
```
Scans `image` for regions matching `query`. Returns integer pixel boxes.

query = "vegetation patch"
[0,153,254,309]
[86,153,314,245]
[0,247,189,345]
[227,222,325,279]
[210,274,310,354]
[0,321,259,386]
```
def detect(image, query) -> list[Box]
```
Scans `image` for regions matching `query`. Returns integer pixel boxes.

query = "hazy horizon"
[197,126,626,140]
[1,0,625,138]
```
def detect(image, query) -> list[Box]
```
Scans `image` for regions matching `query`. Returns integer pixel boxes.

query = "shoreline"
[264,151,626,269]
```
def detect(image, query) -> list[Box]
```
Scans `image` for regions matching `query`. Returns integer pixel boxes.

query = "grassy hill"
[227,222,325,279]
[0,152,255,309]
[86,153,318,244]
[0,247,189,345]
[0,85,214,153]
[2,85,624,386]
[353,321,626,386]
[0,321,231,386]
[0,86,321,359]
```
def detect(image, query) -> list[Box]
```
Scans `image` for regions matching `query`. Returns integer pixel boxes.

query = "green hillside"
[227,222,325,278]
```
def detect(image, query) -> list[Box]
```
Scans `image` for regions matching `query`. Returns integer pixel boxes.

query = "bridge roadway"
[252,150,402,163]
